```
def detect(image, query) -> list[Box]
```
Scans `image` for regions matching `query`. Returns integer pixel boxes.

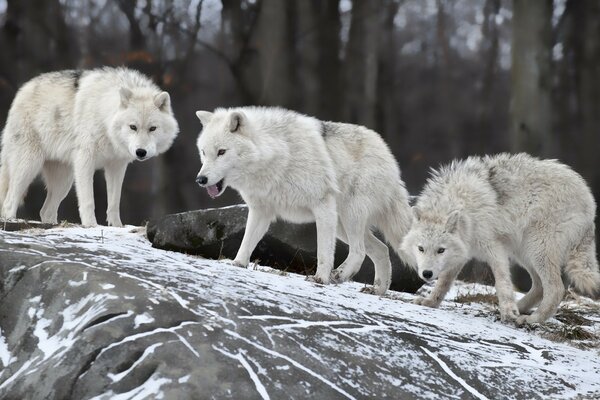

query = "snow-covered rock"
[1,225,599,399]
[147,205,424,293]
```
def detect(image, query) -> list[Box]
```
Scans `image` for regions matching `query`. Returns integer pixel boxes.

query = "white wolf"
[194,107,413,295]
[401,153,600,324]
[0,67,179,227]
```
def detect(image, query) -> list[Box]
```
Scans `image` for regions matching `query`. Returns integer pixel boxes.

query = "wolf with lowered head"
[401,153,600,324]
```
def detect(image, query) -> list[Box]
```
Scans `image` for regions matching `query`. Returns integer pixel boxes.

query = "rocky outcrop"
[1,225,599,399]
[147,205,425,293]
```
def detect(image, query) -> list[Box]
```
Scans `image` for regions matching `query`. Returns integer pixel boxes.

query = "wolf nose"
[422,270,433,279]
[136,148,147,158]
[196,175,208,185]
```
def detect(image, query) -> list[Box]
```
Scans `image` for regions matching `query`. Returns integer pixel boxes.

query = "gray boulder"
[147,205,425,293]
[1,225,599,399]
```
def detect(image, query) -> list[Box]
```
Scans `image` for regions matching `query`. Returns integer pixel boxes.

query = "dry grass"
[454,292,498,306]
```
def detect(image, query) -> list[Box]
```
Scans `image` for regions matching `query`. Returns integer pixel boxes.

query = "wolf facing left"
[0,67,179,227]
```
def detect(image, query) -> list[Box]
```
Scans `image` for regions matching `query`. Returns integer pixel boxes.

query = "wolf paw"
[413,296,439,308]
[306,274,330,285]
[515,314,542,326]
[224,258,247,268]
[330,269,347,284]
[499,302,520,322]
[360,285,387,296]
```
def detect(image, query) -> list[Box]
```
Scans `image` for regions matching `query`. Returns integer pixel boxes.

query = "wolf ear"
[229,111,246,133]
[445,210,462,233]
[195,111,213,130]
[412,206,422,221]
[154,92,170,111]
[119,87,133,108]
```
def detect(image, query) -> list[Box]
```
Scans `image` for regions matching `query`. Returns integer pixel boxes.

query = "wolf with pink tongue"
[194,106,414,295]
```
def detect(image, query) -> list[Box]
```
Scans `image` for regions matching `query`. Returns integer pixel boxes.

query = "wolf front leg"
[486,248,519,322]
[414,265,462,307]
[105,161,128,227]
[74,152,98,227]
[233,206,272,267]
[307,194,337,285]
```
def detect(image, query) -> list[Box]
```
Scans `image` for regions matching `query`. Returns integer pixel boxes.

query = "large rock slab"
[1,226,599,399]
[147,205,425,293]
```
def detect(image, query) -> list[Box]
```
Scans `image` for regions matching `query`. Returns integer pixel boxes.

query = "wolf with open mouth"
[194,106,413,295]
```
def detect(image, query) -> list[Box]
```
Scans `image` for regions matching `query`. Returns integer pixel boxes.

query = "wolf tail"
[376,184,416,269]
[564,224,600,298]
[0,145,7,212]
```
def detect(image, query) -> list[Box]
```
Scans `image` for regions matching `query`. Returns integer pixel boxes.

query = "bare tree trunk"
[578,1,600,189]
[295,0,342,120]
[248,0,295,107]
[475,0,500,153]
[296,1,321,116]
[510,0,553,155]
[117,0,146,50]
[344,0,382,128]
[376,0,402,139]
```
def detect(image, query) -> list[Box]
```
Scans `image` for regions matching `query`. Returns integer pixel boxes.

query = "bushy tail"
[0,150,7,212]
[565,224,600,298]
[376,185,416,268]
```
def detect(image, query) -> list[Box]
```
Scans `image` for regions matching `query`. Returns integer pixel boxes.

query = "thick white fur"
[0,67,179,226]
[195,107,413,295]
[401,153,600,324]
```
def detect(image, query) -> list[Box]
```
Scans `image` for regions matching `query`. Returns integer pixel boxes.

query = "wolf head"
[401,207,470,281]
[110,87,179,161]
[194,109,256,198]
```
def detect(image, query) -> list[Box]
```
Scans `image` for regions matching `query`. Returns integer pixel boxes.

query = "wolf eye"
[437,248,445,254]
[130,125,137,131]
[149,126,157,132]
[217,149,226,156]
[418,246,424,252]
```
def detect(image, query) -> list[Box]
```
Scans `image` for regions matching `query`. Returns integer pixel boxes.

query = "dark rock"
[0,220,56,231]
[1,227,599,399]
[147,205,424,293]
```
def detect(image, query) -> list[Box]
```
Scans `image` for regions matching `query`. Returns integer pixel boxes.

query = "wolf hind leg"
[40,161,73,224]
[517,265,543,314]
[329,212,367,285]
[517,256,564,325]
[1,149,43,219]
[359,232,392,295]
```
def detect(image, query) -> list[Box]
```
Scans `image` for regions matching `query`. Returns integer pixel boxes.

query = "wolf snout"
[422,270,433,280]
[196,175,208,186]
[135,148,147,159]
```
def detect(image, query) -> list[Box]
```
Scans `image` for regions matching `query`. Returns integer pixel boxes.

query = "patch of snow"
[100,283,115,290]
[0,327,13,368]
[88,374,170,400]
[133,313,155,329]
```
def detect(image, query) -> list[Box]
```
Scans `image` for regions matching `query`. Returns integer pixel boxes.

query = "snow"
[1,225,600,398]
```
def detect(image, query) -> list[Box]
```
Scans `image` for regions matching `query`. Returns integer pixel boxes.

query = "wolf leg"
[360,232,392,295]
[330,214,367,285]
[1,150,43,219]
[307,194,337,285]
[517,258,564,325]
[73,151,97,227]
[414,265,461,307]
[487,250,519,321]
[517,266,543,314]
[40,161,73,224]
[105,161,128,227]
[233,206,272,267]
